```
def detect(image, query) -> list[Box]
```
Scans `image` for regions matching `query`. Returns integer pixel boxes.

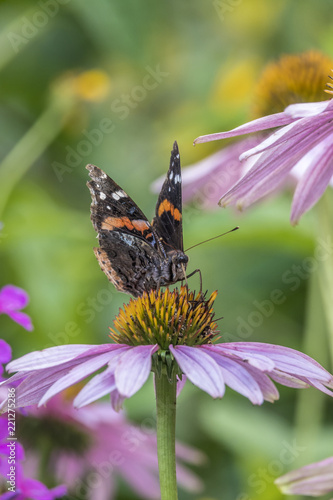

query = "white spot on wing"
[113,190,126,200]
[100,192,106,200]
[169,171,174,181]
[176,153,180,159]
[174,174,181,183]
[107,205,111,210]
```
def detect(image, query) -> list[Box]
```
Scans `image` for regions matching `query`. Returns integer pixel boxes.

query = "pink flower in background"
[0,341,11,380]
[275,456,333,496]
[0,463,66,500]
[152,137,261,209]
[194,100,333,224]
[19,395,204,500]
[0,286,33,331]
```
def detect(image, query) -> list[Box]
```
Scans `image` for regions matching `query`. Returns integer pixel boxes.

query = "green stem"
[0,94,74,218]
[155,371,178,500]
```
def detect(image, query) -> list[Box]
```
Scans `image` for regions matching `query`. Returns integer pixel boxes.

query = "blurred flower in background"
[175,51,333,221]
[0,286,33,332]
[17,394,204,500]
[275,456,333,496]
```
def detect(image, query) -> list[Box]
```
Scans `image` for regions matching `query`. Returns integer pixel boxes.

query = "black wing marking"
[86,164,158,248]
[151,141,183,251]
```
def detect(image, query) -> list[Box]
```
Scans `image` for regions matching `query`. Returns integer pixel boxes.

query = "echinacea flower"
[275,456,333,496]
[0,286,33,332]
[178,51,333,222]
[0,463,67,500]
[1,287,332,412]
[0,412,66,500]
[194,99,333,225]
[19,394,203,500]
[194,53,333,225]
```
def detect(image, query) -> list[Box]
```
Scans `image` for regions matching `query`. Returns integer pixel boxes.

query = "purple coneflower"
[194,52,333,225]
[18,394,203,500]
[0,416,66,500]
[176,51,333,223]
[0,286,33,332]
[275,456,333,496]
[1,286,333,499]
[1,287,332,411]
[195,98,333,225]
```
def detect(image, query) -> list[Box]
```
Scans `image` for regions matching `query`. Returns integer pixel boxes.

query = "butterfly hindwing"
[152,141,183,252]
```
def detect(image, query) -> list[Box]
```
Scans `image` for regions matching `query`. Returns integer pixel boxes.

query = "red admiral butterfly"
[87,141,189,297]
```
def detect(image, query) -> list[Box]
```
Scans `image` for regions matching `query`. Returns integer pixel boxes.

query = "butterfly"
[86,141,190,297]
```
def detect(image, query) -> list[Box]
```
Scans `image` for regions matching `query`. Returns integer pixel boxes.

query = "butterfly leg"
[186,268,202,293]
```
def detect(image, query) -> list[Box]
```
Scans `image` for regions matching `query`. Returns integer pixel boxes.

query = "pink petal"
[6,310,33,331]
[291,133,333,223]
[0,340,11,364]
[74,367,117,408]
[275,456,333,495]
[203,349,264,404]
[0,285,29,311]
[220,117,332,208]
[7,344,122,372]
[226,343,333,382]
[194,112,294,144]
[204,344,275,371]
[115,345,158,397]
[284,100,332,118]
[38,350,125,406]
[170,345,224,398]
[176,374,187,397]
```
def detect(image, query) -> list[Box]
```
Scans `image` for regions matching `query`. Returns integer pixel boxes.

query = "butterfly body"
[87,141,188,297]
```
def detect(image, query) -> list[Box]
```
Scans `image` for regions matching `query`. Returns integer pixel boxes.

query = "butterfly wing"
[87,165,160,296]
[87,164,158,247]
[152,141,184,252]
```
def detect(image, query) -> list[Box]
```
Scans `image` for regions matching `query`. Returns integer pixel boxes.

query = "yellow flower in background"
[72,69,112,101]
[52,69,112,103]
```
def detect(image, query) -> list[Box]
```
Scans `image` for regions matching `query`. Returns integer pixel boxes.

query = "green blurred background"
[0,0,333,498]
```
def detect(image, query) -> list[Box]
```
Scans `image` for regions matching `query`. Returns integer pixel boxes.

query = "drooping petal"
[74,368,117,408]
[194,112,294,144]
[220,117,333,208]
[38,350,126,406]
[225,343,333,382]
[204,344,275,371]
[0,285,29,311]
[170,345,224,398]
[204,349,264,404]
[290,133,333,223]
[7,344,122,372]
[6,310,33,331]
[115,345,158,397]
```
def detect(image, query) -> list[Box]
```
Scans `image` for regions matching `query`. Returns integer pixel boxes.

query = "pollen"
[109,286,219,349]
[252,50,333,118]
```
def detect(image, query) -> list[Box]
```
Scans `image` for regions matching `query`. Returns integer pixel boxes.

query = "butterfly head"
[169,250,189,282]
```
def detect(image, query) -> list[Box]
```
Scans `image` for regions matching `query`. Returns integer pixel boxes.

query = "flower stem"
[155,370,178,500]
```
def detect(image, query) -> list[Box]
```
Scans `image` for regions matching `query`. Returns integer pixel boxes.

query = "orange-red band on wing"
[101,216,150,234]
[157,199,181,221]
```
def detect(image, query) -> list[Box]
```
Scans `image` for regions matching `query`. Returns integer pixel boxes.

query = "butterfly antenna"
[185,227,239,252]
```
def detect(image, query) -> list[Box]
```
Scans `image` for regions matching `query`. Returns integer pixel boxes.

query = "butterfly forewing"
[152,141,183,252]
